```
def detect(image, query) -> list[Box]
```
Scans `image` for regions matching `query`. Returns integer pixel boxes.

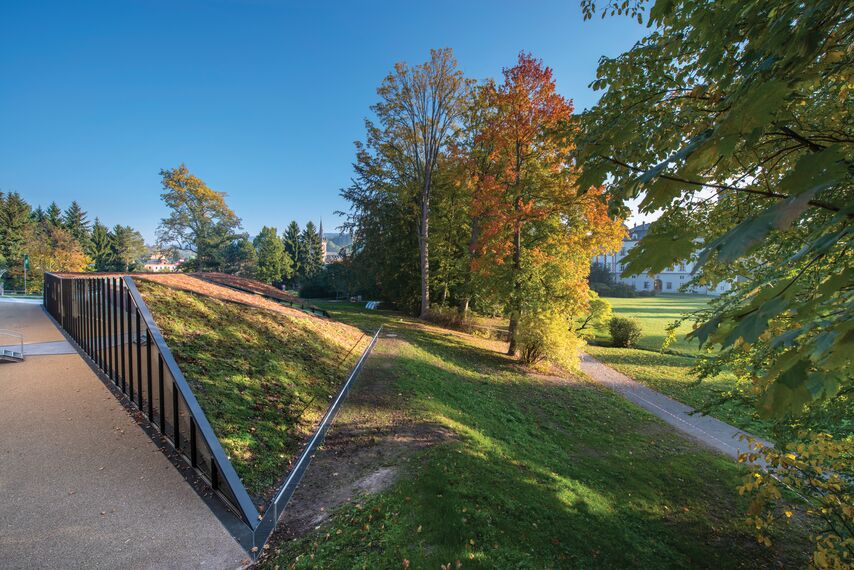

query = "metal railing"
[43,272,381,556]
[43,273,257,527]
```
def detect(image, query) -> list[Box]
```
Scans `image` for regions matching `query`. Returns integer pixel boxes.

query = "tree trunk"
[459,216,480,317]
[418,175,431,319]
[507,214,522,356]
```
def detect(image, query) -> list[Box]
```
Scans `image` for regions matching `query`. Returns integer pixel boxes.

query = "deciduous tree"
[157,164,241,271]
[373,48,469,318]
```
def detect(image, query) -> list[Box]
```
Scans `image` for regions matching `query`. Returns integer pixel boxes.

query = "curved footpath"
[580,352,772,460]
[0,299,247,570]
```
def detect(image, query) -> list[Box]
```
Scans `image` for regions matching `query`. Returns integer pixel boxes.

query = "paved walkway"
[580,353,772,460]
[0,300,248,569]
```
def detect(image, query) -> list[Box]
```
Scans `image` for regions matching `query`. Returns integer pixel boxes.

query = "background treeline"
[153,165,327,291]
[0,192,146,293]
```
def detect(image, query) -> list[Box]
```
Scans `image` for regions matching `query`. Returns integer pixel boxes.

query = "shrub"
[609,316,642,348]
[423,304,467,328]
[518,310,582,371]
[591,282,639,298]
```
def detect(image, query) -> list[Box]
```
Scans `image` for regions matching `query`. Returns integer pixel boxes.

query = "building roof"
[626,222,651,241]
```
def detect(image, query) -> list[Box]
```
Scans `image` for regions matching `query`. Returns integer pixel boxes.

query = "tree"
[45,201,62,228]
[157,164,241,271]
[577,1,852,564]
[25,225,90,291]
[253,226,291,285]
[299,221,323,279]
[223,235,257,277]
[62,201,91,247]
[88,218,113,271]
[373,48,469,318]
[282,221,302,282]
[110,225,146,271]
[473,53,623,355]
[0,192,34,287]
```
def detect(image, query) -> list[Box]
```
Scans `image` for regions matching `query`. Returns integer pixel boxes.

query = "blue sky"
[0,1,648,242]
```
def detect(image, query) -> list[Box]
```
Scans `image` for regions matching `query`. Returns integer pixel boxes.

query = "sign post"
[23,254,29,294]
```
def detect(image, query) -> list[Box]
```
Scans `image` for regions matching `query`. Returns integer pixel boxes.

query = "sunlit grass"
[260,302,808,569]
[136,280,368,499]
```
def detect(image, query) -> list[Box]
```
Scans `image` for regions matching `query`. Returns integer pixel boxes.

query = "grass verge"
[259,302,808,569]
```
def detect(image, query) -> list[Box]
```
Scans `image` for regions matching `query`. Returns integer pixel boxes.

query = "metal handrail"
[42,272,382,557]
[123,277,260,527]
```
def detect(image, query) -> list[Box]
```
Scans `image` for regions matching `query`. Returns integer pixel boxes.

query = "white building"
[593,223,732,296]
[143,257,179,272]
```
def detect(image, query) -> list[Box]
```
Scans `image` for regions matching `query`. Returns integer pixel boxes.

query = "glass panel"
[196,427,213,479]
[175,390,192,460]
[161,363,176,445]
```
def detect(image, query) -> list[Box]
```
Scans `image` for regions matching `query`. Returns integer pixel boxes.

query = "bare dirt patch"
[265,337,454,543]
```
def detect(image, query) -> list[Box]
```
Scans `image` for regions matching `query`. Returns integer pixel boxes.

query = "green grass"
[584,295,784,438]
[595,295,711,354]
[136,280,368,498]
[260,302,807,569]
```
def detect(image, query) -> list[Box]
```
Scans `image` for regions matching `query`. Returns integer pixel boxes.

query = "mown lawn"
[584,295,783,438]
[136,280,369,499]
[260,301,808,569]
[594,295,710,354]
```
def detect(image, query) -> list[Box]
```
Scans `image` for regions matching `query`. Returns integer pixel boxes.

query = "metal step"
[0,348,23,362]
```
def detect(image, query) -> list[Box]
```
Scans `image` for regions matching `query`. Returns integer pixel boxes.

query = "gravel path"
[580,353,772,460]
[0,302,248,570]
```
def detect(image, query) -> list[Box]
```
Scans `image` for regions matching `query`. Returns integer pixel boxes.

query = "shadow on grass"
[267,303,809,569]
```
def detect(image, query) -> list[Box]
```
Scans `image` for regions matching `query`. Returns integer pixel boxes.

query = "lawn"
[259,301,808,569]
[135,278,369,499]
[594,295,710,354]
[583,295,784,438]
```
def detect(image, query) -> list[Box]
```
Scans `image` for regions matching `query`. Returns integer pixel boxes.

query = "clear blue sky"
[0,0,648,243]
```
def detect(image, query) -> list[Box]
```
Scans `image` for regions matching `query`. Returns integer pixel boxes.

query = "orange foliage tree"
[471,53,623,359]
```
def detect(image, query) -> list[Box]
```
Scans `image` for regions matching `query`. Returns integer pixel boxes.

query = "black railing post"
[136,306,143,408]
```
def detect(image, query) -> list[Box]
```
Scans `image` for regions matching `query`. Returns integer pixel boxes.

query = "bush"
[423,304,467,328]
[609,316,642,348]
[591,282,640,298]
[518,310,582,371]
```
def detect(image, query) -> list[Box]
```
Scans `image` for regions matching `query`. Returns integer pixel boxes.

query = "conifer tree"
[45,201,62,227]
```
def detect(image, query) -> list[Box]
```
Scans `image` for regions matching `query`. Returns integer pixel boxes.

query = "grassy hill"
[258,301,808,569]
[135,274,370,499]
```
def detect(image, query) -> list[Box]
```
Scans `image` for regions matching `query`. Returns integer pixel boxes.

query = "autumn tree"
[473,53,623,356]
[577,0,852,564]
[157,164,241,271]
[25,225,90,291]
[373,48,469,318]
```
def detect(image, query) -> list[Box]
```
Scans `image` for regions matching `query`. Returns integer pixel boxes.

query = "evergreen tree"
[0,192,34,287]
[223,235,257,277]
[31,205,45,224]
[45,201,62,228]
[299,221,323,279]
[282,221,302,281]
[88,218,113,271]
[253,226,292,285]
[62,201,91,246]
[110,225,146,271]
